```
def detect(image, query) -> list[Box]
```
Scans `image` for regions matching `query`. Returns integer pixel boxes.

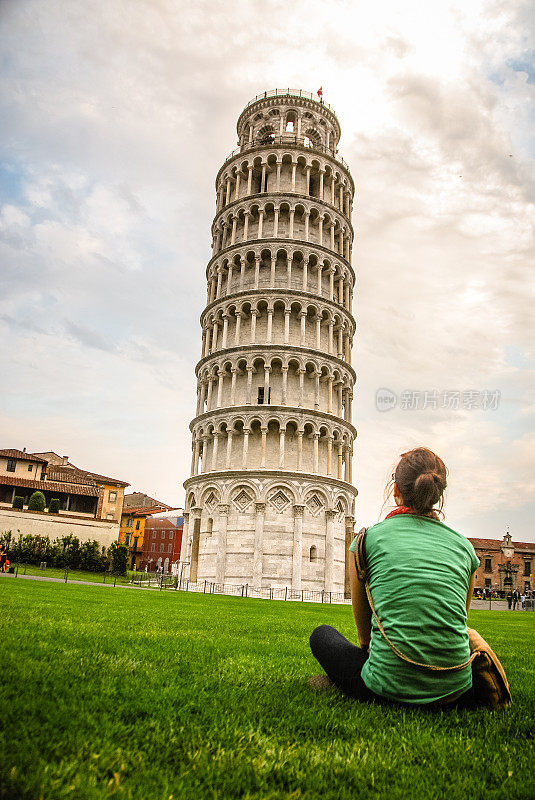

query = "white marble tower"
[183,89,357,594]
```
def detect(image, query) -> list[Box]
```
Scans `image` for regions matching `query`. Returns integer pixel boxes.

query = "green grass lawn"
[0,580,533,800]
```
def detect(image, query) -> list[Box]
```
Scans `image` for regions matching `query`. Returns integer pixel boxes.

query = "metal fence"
[131,572,351,604]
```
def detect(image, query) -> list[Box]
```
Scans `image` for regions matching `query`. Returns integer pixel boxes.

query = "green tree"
[48,499,60,514]
[12,496,24,510]
[28,491,46,512]
[109,541,128,576]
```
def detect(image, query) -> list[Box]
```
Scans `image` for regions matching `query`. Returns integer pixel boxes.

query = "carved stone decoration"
[306,493,325,517]
[268,489,291,513]
[204,491,219,511]
[233,488,253,512]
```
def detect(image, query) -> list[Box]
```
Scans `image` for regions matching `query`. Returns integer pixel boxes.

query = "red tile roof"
[144,519,177,530]
[46,465,129,488]
[0,449,48,463]
[468,537,535,552]
[0,474,99,497]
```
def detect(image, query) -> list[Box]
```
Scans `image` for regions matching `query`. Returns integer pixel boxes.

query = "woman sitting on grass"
[309,447,480,708]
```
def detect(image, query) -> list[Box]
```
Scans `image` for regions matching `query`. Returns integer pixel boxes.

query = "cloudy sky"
[1,0,534,540]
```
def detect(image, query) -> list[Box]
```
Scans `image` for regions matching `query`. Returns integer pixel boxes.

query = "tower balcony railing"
[221,134,350,173]
[240,89,339,119]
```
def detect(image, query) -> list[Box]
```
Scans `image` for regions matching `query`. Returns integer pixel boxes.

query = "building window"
[152,530,156,539]
[28,464,33,472]
[151,543,155,552]
[309,546,317,563]
[484,558,492,572]
[108,491,117,503]
[168,544,172,553]
[524,561,531,577]
[6,459,16,472]
[484,578,491,587]
[127,517,133,528]
[106,513,114,520]
[160,543,165,553]
[135,520,140,530]
[161,531,165,539]
[169,531,174,539]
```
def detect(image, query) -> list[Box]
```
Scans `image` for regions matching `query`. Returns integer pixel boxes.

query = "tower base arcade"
[183,470,356,593]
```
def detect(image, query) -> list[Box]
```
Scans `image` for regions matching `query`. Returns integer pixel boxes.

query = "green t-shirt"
[349,515,479,704]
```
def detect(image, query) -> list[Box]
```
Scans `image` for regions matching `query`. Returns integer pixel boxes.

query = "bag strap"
[353,529,477,673]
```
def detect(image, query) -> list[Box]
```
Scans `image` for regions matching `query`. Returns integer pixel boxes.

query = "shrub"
[109,541,128,576]
[48,499,60,514]
[13,496,24,510]
[28,491,46,512]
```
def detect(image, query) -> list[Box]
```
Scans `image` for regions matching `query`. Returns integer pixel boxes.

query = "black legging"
[309,624,477,708]
[309,624,379,702]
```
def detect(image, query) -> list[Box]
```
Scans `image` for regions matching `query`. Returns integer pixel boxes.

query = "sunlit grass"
[0,579,533,800]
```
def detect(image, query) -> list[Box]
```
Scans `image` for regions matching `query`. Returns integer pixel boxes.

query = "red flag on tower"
[317,86,323,98]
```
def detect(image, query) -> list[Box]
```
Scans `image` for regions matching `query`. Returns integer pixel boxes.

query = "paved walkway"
[0,572,142,590]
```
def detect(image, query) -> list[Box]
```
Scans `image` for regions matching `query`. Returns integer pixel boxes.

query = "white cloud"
[0,0,533,539]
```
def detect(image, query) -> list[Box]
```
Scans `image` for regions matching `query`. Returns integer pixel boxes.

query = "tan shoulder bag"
[353,528,512,710]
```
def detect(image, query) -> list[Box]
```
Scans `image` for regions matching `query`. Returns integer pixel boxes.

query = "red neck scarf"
[385,506,439,520]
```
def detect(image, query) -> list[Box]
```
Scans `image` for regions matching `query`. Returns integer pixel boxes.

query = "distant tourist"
[512,590,520,610]
[507,591,513,609]
[309,447,499,709]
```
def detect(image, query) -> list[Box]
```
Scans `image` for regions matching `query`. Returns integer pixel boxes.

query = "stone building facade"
[183,90,357,593]
[469,532,534,593]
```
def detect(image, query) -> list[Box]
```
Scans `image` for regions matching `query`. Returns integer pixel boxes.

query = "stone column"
[190,439,196,476]
[289,209,295,239]
[284,310,291,344]
[216,370,224,407]
[327,376,333,413]
[264,365,271,403]
[261,164,267,193]
[266,306,274,342]
[258,209,264,239]
[300,311,307,345]
[281,366,288,405]
[252,502,266,588]
[260,427,268,467]
[337,443,343,479]
[327,435,333,475]
[250,310,257,344]
[314,371,320,409]
[212,319,218,351]
[319,169,325,200]
[302,258,308,290]
[243,213,249,243]
[279,427,286,468]
[344,515,355,598]
[324,509,336,592]
[246,367,253,404]
[287,254,292,288]
[193,438,201,475]
[291,162,297,191]
[304,212,310,242]
[211,432,220,471]
[221,314,229,349]
[305,165,311,194]
[234,311,242,345]
[227,263,233,296]
[316,315,322,348]
[318,216,324,249]
[298,369,305,407]
[297,430,304,470]
[242,427,250,468]
[270,255,277,285]
[313,432,320,472]
[276,162,281,191]
[206,377,214,410]
[235,171,241,199]
[317,263,323,294]
[291,505,305,591]
[230,217,237,246]
[225,430,233,468]
[247,164,253,194]
[216,504,229,585]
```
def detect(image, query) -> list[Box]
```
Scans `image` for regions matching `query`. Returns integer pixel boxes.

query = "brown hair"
[393,447,447,517]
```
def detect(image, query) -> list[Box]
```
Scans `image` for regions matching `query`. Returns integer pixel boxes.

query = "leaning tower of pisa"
[182,89,356,594]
